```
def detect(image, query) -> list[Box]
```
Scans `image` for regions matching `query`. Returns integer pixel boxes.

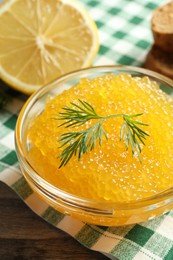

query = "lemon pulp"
[27,74,173,202]
[0,0,99,94]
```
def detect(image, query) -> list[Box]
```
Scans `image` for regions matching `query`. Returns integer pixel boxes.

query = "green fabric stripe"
[107,225,133,237]
[111,239,140,260]
[117,55,136,65]
[99,45,110,55]
[42,207,64,225]
[95,20,104,28]
[1,150,18,166]
[4,114,18,130]
[0,163,6,172]
[141,214,166,231]
[136,40,150,49]
[96,225,108,232]
[168,211,173,217]
[108,7,121,15]
[160,85,173,96]
[113,31,126,39]
[145,233,173,258]
[87,0,98,7]
[146,2,158,10]
[12,176,33,200]
[75,225,102,248]
[124,224,154,247]
[130,16,143,25]
[164,246,173,260]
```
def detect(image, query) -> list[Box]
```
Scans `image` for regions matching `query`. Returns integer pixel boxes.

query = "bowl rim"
[15,65,173,211]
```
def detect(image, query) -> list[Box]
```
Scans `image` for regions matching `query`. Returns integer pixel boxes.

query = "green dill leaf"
[56,99,149,167]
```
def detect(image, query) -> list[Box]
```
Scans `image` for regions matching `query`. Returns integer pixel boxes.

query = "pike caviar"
[27,74,173,202]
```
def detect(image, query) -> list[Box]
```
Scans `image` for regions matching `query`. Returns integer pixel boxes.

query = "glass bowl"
[15,65,173,226]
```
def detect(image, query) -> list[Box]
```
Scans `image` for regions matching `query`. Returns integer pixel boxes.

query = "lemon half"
[0,0,99,94]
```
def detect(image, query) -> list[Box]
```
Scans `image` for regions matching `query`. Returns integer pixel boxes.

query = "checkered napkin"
[1,0,173,259]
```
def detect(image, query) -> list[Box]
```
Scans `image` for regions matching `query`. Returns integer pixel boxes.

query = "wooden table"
[0,182,108,260]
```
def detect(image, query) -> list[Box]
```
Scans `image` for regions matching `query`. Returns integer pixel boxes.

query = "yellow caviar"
[27,74,173,202]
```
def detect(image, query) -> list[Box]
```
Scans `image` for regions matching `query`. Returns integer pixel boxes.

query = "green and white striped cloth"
[1,0,173,259]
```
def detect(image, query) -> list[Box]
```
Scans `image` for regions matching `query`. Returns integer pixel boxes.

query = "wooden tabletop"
[0,182,108,260]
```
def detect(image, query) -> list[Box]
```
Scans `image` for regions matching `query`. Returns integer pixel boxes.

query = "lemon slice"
[0,0,99,94]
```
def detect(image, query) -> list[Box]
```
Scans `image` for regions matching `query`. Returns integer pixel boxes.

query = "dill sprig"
[56,99,149,168]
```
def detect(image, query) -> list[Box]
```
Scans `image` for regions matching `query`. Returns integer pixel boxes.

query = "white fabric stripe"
[25,193,48,216]
[1,131,15,150]
[92,231,121,252]
[156,216,173,240]
[133,249,162,260]
[57,215,85,236]
[95,56,115,66]
[0,166,22,185]
[124,2,143,14]
[89,9,105,20]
